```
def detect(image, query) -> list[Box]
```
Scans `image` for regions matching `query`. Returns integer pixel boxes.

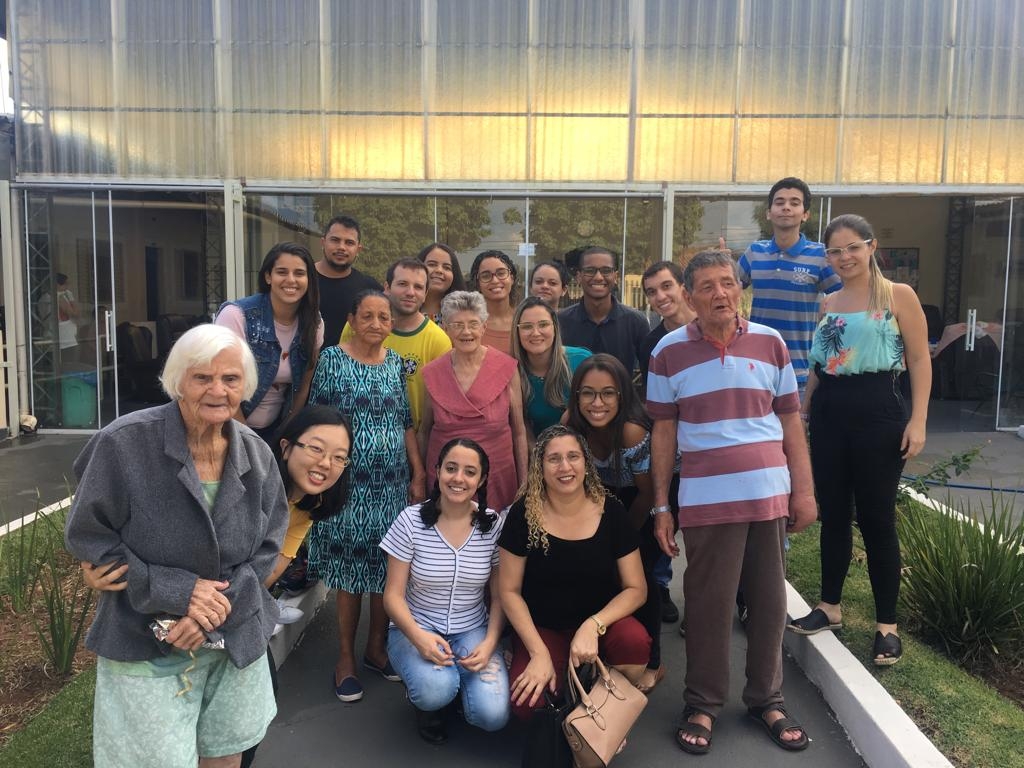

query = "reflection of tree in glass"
[503,199,703,273]
[751,202,822,242]
[313,196,491,282]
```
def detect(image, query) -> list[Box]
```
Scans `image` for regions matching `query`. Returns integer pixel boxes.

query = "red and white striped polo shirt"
[646,317,800,529]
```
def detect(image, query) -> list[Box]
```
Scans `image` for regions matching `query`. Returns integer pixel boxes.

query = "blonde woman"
[789,214,930,667]
[497,425,649,721]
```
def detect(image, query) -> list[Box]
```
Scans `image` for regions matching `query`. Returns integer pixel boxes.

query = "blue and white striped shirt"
[737,234,842,383]
[380,503,504,635]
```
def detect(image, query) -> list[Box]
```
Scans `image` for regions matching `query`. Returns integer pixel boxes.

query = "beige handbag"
[562,658,648,768]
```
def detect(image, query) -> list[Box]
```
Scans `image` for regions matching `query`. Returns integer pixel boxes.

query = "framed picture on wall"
[875,248,919,291]
[76,239,125,303]
[179,250,202,300]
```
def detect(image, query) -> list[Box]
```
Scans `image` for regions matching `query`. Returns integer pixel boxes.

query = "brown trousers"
[681,517,787,717]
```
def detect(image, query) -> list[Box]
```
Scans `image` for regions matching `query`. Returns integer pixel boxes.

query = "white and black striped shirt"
[380,503,505,635]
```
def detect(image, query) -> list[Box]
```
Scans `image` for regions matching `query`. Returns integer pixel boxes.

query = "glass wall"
[12,0,1024,185]
[24,189,225,429]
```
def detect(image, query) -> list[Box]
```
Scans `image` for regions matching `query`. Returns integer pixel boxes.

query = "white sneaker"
[276,598,303,625]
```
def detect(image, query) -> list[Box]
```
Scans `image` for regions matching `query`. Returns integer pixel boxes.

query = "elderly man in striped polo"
[646,249,816,756]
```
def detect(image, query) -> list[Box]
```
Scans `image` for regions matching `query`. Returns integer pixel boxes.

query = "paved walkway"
[9,426,1020,765]
[253,591,865,768]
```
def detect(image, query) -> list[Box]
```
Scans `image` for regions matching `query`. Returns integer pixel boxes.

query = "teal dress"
[525,346,592,435]
[308,346,412,593]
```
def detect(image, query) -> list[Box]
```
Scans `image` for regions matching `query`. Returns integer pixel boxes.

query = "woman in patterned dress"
[309,290,427,703]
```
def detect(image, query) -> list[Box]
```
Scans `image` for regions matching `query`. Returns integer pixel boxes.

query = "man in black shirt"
[316,215,382,347]
[557,246,650,374]
[638,261,695,385]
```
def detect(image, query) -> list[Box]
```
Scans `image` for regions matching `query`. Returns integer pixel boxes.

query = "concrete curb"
[784,582,953,768]
[269,581,329,669]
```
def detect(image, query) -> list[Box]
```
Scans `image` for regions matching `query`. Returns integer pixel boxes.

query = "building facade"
[1,0,1022,433]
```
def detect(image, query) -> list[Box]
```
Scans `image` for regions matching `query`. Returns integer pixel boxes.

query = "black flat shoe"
[873,631,903,666]
[415,707,448,745]
[786,608,842,635]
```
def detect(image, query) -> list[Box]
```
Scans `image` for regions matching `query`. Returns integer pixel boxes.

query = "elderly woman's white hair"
[159,324,258,401]
[440,290,489,327]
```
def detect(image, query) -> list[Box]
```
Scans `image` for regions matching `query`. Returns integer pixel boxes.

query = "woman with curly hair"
[469,249,519,354]
[497,425,649,721]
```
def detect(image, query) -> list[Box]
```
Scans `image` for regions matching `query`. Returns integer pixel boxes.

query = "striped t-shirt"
[737,234,841,384]
[646,318,800,528]
[379,503,504,635]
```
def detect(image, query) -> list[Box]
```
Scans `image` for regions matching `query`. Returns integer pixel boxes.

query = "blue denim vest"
[219,292,309,420]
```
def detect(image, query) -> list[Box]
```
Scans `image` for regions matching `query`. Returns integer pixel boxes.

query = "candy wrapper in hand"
[149,616,226,650]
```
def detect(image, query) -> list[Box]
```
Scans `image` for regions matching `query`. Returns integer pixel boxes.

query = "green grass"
[787,524,1024,768]
[0,667,94,767]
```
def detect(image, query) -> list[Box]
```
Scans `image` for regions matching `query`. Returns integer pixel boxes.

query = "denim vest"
[219,292,309,420]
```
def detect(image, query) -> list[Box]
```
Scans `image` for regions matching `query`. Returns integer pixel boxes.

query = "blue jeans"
[387,625,510,732]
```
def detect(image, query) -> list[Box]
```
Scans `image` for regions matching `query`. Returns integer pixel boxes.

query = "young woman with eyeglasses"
[510,296,592,439]
[469,250,519,354]
[564,354,665,693]
[788,214,930,667]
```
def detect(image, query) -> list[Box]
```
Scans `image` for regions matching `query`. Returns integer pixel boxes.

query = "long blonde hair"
[824,214,893,313]
[517,425,605,555]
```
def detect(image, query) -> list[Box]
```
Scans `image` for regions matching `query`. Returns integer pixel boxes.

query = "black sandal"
[675,705,715,755]
[748,704,809,751]
[787,608,842,635]
[873,631,903,666]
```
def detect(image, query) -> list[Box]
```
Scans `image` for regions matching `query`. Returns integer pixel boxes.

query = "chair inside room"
[116,322,167,403]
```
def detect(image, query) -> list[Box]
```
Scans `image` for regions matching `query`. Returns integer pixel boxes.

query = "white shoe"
[276,599,303,625]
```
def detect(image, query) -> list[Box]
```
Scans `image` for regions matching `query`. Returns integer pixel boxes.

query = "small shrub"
[0,511,45,613]
[31,514,93,677]
[898,492,1024,669]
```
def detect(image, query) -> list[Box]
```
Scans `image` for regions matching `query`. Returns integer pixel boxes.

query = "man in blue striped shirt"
[737,178,842,393]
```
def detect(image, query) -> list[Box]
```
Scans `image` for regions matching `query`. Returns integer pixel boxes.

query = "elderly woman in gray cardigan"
[65,324,288,768]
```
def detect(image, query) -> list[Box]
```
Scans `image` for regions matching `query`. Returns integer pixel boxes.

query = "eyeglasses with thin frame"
[517,320,555,333]
[578,266,616,278]
[544,450,584,466]
[824,240,873,259]
[577,387,620,404]
[293,441,351,469]
[478,267,511,283]
[447,320,483,332]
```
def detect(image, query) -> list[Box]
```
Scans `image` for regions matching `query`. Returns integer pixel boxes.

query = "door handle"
[964,308,977,352]
[104,310,114,353]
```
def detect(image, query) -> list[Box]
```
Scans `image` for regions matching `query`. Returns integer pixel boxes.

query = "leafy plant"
[900,444,983,499]
[898,491,1024,669]
[0,505,45,613]
[31,514,93,677]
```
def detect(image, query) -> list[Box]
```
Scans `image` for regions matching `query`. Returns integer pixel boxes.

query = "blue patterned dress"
[308,346,412,593]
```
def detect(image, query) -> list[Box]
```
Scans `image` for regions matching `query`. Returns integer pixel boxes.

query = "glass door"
[24,190,109,430]
[952,199,1013,430]
[25,189,227,430]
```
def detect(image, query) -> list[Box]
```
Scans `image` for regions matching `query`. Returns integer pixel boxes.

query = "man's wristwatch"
[588,615,607,636]
[649,505,672,517]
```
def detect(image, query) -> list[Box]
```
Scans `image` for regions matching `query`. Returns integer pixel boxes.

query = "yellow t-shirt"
[282,501,313,560]
[340,315,451,429]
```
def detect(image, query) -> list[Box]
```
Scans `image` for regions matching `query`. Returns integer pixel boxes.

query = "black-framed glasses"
[293,441,350,469]
[478,267,511,283]
[824,240,873,259]
[577,387,620,404]
[578,266,616,278]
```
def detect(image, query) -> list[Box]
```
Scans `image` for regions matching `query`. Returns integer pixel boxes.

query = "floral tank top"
[808,309,905,375]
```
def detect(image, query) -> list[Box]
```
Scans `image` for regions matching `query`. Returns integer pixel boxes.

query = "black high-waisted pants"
[808,368,907,624]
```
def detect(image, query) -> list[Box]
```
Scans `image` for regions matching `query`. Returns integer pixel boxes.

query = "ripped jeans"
[387,624,510,731]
